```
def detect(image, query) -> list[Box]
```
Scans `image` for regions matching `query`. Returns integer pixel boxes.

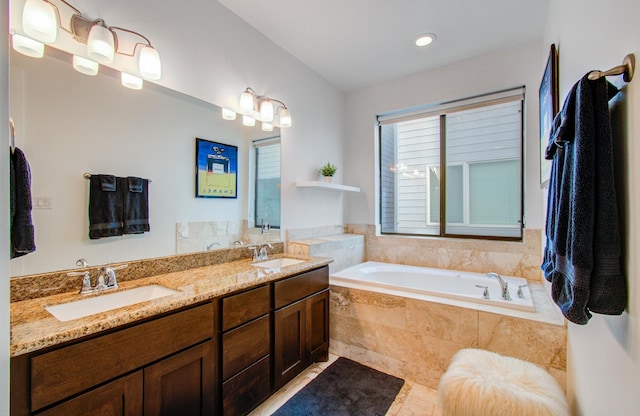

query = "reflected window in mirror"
[253,138,281,229]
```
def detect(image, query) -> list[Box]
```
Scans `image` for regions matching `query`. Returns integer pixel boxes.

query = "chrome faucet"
[68,262,127,294]
[487,272,511,301]
[259,242,273,260]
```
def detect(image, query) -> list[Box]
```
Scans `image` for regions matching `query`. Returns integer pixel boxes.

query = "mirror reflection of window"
[253,138,281,229]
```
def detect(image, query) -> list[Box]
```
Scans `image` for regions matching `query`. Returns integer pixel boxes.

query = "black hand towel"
[123,176,150,234]
[542,74,627,324]
[10,147,36,258]
[89,174,124,239]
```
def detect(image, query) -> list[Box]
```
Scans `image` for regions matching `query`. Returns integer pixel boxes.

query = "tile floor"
[249,354,442,416]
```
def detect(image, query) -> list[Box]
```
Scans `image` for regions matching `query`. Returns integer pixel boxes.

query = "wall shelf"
[295,181,360,193]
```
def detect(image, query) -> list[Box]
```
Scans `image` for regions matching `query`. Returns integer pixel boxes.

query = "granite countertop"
[10,255,332,357]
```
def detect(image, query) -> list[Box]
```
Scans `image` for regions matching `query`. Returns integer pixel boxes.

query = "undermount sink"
[45,285,178,322]
[252,258,306,269]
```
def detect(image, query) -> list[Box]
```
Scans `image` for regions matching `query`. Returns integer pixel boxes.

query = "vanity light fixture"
[87,21,115,64]
[230,87,292,128]
[11,0,162,88]
[121,72,143,90]
[22,0,58,43]
[415,33,437,47]
[243,115,256,127]
[12,33,45,57]
[72,54,98,75]
[222,108,237,120]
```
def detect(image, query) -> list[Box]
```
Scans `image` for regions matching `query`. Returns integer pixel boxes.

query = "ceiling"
[217,0,550,92]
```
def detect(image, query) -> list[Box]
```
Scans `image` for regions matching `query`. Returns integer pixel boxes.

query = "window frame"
[378,88,525,241]
[252,137,281,230]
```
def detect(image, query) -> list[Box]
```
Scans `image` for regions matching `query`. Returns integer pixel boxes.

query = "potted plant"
[320,162,337,183]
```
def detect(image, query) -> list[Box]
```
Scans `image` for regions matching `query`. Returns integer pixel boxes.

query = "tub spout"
[487,272,511,301]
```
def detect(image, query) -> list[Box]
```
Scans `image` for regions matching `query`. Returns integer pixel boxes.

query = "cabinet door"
[38,371,143,416]
[274,299,306,389]
[306,289,330,363]
[144,340,216,416]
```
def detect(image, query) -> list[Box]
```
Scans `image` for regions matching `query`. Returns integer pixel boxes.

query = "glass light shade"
[139,46,161,80]
[261,122,273,132]
[87,24,115,64]
[222,108,237,120]
[22,0,58,43]
[260,99,274,122]
[415,33,437,47]
[72,55,99,76]
[121,72,143,90]
[12,34,44,58]
[279,108,292,128]
[242,115,256,126]
[239,91,254,112]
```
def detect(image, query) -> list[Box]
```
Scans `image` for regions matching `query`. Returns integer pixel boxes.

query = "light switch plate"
[33,196,53,209]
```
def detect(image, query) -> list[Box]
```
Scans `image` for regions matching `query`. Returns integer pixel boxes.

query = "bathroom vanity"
[10,257,330,416]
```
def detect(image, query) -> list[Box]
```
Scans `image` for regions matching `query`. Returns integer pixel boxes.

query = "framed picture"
[195,138,238,198]
[539,44,559,188]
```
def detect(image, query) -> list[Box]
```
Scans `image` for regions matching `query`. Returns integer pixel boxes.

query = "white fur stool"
[438,349,569,416]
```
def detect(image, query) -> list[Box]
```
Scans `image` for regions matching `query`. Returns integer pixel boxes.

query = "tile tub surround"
[329,285,567,391]
[10,242,284,302]
[287,234,365,273]
[346,224,543,281]
[9,252,325,356]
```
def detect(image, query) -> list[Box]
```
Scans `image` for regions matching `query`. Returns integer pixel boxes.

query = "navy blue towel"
[542,73,627,324]
[124,176,150,234]
[89,174,124,239]
[10,147,36,258]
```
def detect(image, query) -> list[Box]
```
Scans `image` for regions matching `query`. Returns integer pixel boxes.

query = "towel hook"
[9,117,16,151]
[588,53,635,82]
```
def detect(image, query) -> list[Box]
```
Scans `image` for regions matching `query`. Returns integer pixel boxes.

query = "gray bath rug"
[271,357,405,416]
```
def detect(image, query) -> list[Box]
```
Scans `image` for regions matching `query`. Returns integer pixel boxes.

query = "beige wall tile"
[405,299,478,346]
[478,310,567,369]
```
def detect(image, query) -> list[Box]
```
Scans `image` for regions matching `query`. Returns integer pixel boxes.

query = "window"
[254,138,281,229]
[379,88,524,239]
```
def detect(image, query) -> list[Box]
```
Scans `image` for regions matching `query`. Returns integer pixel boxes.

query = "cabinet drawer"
[274,266,329,309]
[31,303,215,411]
[222,355,271,416]
[222,315,270,380]
[222,285,270,331]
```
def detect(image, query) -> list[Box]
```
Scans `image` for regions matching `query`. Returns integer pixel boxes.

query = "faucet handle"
[517,284,528,299]
[248,245,259,260]
[475,285,490,299]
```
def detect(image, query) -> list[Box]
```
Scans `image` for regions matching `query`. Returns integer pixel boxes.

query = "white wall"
[344,41,545,230]
[544,0,640,414]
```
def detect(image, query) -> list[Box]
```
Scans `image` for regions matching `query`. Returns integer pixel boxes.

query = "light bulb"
[222,108,237,120]
[72,55,99,76]
[87,24,115,64]
[121,72,143,90]
[22,0,58,44]
[243,115,255,126]
[260,99,274,122]
[279,108,292,128]
[139,46,161,80]
[239,90,254,112]
[12,34,44,58]
[262,122,273,132]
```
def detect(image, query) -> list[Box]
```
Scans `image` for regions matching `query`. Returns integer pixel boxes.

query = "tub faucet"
[487,272,511,301]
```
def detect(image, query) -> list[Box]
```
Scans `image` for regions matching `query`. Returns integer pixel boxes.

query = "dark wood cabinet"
[37,372,143,416]
[273,268,329,389]
[11,302,216,416]
[144,340,216,416]
[220,285,271,416]
[274,299,306,387]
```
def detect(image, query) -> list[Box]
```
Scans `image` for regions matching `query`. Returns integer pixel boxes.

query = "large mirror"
[10,48,280,277]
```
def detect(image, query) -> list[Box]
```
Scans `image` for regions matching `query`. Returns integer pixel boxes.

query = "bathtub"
[330,261,535,312]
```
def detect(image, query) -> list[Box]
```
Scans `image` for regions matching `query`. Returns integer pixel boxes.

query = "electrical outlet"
[33,196,53,209]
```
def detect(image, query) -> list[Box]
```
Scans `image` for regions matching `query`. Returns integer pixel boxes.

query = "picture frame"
[195,138,238,198]
[539,43,559,188]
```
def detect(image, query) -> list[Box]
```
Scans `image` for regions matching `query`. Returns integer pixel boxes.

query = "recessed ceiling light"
[415,33,437,47]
